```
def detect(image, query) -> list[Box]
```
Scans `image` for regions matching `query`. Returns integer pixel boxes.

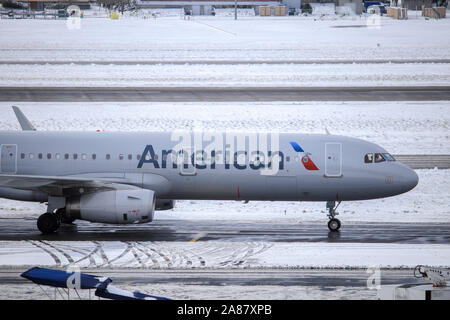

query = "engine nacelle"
[65,189,155,224]
[155,199,176,211]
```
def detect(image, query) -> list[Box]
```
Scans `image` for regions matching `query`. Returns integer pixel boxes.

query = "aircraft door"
[325,143,342,177]
[0,144,17,174]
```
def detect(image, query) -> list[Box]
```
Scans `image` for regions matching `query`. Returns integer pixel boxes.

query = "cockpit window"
[364,153,373,163]
[374,153,386,163]
[383,153,396,161]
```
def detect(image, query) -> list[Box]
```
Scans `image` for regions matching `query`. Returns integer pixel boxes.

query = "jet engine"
[65,189,155,224]
[155,199,176,211]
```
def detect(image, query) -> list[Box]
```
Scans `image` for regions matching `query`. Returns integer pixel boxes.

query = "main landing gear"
[37,212,60,234]
[37,208,74,234]
[326,200,342,232]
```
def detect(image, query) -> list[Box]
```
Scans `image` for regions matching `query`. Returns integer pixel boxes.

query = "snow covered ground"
[1,63,449,87]
[1,15,448,87]
[0,240,448,268]
[0,16,449,62]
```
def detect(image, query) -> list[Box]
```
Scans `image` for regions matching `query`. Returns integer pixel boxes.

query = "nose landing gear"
[327,200,341,232]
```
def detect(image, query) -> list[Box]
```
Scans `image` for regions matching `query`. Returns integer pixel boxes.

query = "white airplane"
[0,106,418,234]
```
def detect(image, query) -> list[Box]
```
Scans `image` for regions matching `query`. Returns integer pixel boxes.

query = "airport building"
[136,0,363,15]
[4,0,90,10]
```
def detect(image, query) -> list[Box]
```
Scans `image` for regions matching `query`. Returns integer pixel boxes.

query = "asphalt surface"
[0,218,448,243]
[2,59,450,65]
[393,154,450,169]
[1,86,449,102]
[0,267,419,288]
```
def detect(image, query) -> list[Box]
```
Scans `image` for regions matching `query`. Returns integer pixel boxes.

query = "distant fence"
[393,154,450,169]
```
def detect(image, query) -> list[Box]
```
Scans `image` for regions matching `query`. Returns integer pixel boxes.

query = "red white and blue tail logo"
[290,142,319,171]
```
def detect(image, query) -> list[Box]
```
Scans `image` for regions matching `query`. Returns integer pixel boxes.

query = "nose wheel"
[328,218,341,231]
[327,201,341,232]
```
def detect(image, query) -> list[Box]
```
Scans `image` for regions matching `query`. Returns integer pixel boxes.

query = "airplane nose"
[403,167,419,192]
[408,170,419,190]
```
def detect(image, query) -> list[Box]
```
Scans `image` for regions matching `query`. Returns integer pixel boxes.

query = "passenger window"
[21,153,25,159]
[64,153,69,160]
[128,154,132,160]
[81,153,87,160]
[92,154,96,160]
[38,153,43,159]
[55,153,60,160]
[106,154,110,160]
[119,154,124,160]
[73,153,78,160]
[47,153,51,160]
[364,153,373,163]
[374,153,386,163]
[137,154,141,160]
[29,153,34,159]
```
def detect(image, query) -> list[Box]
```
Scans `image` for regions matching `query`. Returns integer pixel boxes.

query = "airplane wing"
[0,174,139,196]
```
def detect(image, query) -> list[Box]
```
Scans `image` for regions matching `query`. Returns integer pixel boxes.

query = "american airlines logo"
[138,132,284,175]
[289,141,319,170]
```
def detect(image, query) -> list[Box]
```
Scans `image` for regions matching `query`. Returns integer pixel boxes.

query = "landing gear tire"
[37,213,60,234]
[326,200,342,232]
[328,218,341,232]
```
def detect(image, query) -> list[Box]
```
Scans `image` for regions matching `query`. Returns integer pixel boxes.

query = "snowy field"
[2,63,449,87]
[0,101,448,154]
[0,240,449,268]
[0,17,449,62]
[1,16,449,86]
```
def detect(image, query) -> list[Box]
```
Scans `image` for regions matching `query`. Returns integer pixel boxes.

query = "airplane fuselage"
[0,131,418,202]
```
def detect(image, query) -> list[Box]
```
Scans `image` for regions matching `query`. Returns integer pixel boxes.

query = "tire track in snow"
[129,246,145,268]
[40,241,74,265]
[55,243,97,267]
[27,240,61,266]
[93,241,110,267]
[107,242,134,267]
[133,243,160,268]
